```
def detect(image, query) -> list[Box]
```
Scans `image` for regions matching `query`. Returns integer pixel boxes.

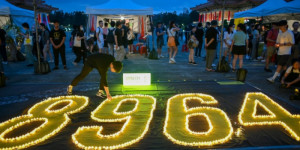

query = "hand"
[287,83,292,88]
[53,45,58,49]
[205,44,209,48]
[107,95,112,100]
[275,43,280,48]
[115,45,119,49]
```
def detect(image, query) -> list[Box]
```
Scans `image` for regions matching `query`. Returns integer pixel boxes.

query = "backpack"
[236,68,248,82]
[107,28,115,44]
[94,27,100,41]
[216,56,230,72]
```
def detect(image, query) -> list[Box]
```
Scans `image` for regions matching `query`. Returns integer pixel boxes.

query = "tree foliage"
[49,11,88,27]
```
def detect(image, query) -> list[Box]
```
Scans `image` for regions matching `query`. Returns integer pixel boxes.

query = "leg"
[206,50,210,68]
[74,47,81,63]
[53,47,59,67]
[198,41,203,57]
[43,44,48,61]
[172,46,178,59]
[71,64,93,86]
[239,55,244,68]
[59,45,67,67]
[232,54,238,70]
[0,44,7,62]
[169,47,173,60]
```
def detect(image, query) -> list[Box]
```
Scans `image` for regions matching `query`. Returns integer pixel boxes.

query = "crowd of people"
[0,18,299,89]
[157,19,299,88]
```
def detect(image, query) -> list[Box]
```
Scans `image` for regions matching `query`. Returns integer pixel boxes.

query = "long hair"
[169,21,175,29]
[226,24,233,34]
[238,23,246,34]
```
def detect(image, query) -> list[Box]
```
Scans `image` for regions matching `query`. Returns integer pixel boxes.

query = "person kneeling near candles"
[281,59,300,88]
[67,53,123,99]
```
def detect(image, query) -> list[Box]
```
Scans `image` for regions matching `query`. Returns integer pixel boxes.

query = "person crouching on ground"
[67,53,123,100]
[281,59,300,88]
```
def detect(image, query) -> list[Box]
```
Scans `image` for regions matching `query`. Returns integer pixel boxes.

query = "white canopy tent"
[86,0,153,35]
[234,0,300,22]
[0,0,34,27]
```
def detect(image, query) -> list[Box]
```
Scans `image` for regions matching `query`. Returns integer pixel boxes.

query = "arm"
[114,33,118,49]
[206,38,215,47]
[104,86,111,100]
[96,28,100,43]
[50,38,57,48]
[58,37,66,48]
[101,71,111,100]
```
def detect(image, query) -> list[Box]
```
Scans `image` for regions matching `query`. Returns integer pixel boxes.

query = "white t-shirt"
[223,31,234,48]
[286,66,300,74]
[277,30,295,55]
[168,28,176,37]
[96,27,104,42]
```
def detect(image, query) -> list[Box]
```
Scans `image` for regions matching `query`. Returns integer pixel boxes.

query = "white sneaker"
[171,58,176,63]
[267,77,274,83]
[72,62,78,66]
[160,55,165,58]
[246,55,250,60]
[67,85,73,95]
[96,90,106,98]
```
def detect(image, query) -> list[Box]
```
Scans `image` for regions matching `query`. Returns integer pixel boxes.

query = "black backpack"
[106,28,115,44]
[94,27,100,41]
[216,56,230,72]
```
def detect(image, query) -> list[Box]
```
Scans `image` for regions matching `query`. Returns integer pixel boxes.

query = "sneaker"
[169,60,175,64]
[2,61,8,65]
[267,77,275,83]
[67,85,73,95]
[212,64,216,67]
[96,90,106,98]
[232,69,236,72]
[189,62,192,64]
[261,60,266,62]
[192,62,197,65]
[53,66,59,70]
[160,55,164,58]
[171,58,176,63]
[246,55,250,60]
[264,67,272,72]
[72,62,78,66]
[257,56,263,60]
[49,60,54,63]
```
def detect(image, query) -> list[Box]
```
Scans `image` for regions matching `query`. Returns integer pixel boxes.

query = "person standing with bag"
[50,20,67,70]
[40,23,53,63]
[73,25,86,65]
[188,26,198,65]
[21,23,34,67]
[107,21,116,56]
[114,21,126,61]
[96,21,104,53]
[195,23,204,58]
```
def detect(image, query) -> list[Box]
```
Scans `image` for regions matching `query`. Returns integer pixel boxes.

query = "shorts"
[267,46,276,57]
[157,38,164,49]
[168,37,176,47]
[232,45,246,55]
[97,41,104,49]
[277,55,290,66]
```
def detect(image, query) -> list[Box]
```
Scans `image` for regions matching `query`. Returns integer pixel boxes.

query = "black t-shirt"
[50,28,66,45]
[195,27,204,42]
[205,27,218,49]
[115,28,123,46]
[86,53,115,87]
[0,29,6,44]
[122,25,128,41]
[294,32,300,45]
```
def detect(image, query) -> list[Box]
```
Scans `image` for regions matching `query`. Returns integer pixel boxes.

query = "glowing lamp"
[123,73,151,86]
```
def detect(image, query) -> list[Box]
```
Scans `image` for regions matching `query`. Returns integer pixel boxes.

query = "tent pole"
[33,0,41,73]
[218,0,225,71]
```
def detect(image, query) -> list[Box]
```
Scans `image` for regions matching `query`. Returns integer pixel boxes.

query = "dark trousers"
[73,47,86,63]
[0,44,7,62]
[195,41,203,57]
[53,45,66,67]
[71,63,104,90]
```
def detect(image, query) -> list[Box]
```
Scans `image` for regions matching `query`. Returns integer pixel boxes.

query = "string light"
[238,92,300,141]
[72,95,156,150]
[163,93,233,147]
[0,96,89,150]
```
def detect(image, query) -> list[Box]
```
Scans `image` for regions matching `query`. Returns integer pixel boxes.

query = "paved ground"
[0,36,300,149]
